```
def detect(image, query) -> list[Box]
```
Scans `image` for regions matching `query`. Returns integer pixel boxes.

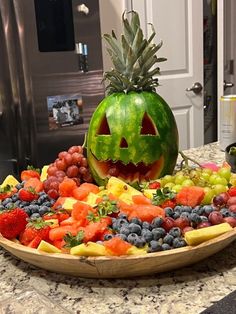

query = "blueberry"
[141,229,153,243]
[114,218,129,230]
[189,213,202,225]
[29,205,40,214]
[164,207,173,217]
[0,205,5,211]
[24,208,31,216]
[14,200,21,207]
[203,205,214,216]
[152,227,166,240]
[180,212,190,219]
[39,206,50,216]
[163,234,174,245]
[128,223,142,235]
[119,226,130,236]
[151,217,163,228]
[127,233,139,245]
[5,202,14,209]
[182,206,193,213]
[200,216,209,222]
[134,237,146,248]
[169,227,181,238]
[172,237,187,248]
[104,234,114,241]
[142,221,152,230]
[172,211,180,219]
[130,217,142,226]
[118,213,128,220]
[192,206,204,215]
[220,207,231,217]
[15,182,24,190]
[11,194,19,202]
[162,243,171,250]
[111,217,117,224]
[30,213,41,219]
[19,201,29,207]
[115,234,127,241]
[174,205,184,213]
[42,201,51,208]
[2,198,12,206]
[148,240,163,253]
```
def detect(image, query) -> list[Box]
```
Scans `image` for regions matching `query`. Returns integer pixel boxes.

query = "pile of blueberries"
[105,213,187,253]
[0,182,55,219]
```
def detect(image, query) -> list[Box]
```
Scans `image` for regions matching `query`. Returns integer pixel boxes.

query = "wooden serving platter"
[1,229,236,278]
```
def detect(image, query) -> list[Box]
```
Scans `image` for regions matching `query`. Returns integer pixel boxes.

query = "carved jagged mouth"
[90,151,164,183]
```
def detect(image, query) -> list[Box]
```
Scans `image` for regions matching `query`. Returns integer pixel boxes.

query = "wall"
[99,0,130,71]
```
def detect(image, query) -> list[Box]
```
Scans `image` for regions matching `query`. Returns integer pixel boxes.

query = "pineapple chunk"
[143,189,156,199]
[62,197,78,211]
[184,222,233,246]
[106,176,142,204]
[40,165,49,182]
[0,175,19,188]
[37,240,61,253]
[85,192,99,207]
[127,245,148,255]
[70,242,107,256]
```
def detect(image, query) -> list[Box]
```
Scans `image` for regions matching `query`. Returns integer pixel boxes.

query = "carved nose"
[120,137,128,148]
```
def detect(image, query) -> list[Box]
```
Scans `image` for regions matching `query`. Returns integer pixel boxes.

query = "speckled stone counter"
[1,142,236,314]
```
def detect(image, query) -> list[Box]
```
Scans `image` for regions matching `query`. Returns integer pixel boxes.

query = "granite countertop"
[1,142,236,314]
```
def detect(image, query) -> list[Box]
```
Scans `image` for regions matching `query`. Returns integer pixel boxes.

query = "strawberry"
[18,188,38,202]
[148,181,161,189]
[161,199,176,209]
[19,218,51,246]
[0,208,28,239]
[20,166,40,181]
[228,187,236,197]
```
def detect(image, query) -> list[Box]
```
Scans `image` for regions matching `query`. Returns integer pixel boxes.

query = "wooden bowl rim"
[1,227,236,261]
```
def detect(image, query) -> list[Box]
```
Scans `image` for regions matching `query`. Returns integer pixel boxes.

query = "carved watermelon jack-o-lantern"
[87,11,179,186]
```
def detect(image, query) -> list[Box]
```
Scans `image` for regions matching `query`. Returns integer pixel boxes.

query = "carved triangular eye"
[96,115,111,135]
[141,112,158,135]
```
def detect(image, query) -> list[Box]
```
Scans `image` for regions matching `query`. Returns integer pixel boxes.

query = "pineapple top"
[103,11,167,94]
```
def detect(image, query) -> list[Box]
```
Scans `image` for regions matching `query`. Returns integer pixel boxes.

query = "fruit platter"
[1,11,236,278]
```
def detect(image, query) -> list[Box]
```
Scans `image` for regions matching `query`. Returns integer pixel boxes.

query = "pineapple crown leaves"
[103,10,167,94]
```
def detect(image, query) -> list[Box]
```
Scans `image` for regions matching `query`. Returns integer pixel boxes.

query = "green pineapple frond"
[103,10,167,94]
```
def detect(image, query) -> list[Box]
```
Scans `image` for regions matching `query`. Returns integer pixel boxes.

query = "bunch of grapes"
[43,145,93,199]
[159,166,233,205]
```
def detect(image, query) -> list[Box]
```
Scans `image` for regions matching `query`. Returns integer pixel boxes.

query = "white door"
[131,0,204,150]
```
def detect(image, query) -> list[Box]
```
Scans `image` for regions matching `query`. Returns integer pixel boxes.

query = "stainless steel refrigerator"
[0,0,104,182]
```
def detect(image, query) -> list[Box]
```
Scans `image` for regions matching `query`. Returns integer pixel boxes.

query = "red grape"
[208,211,224,225]
[58,151,68,160]
[54,170,66,178]
[68,146,80,154]
[227,196,236,207]
[174,217,190,230]
[71,152,83,165]
[47,189,59,199]
[66,165,79,178]
[47,165,58,176]
[81,157,88,167]
[79,167,88,175]
[55,159,67,171]
[161,217,176,232]
[49,180,60,190]
[63,153,73,166]
[213,195,226,207]
[223,217,236,227]
[229,204,236,213]
[197,221,211,229]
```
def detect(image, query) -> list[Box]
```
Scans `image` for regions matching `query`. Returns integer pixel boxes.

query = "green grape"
[182,179,194,187]
[201,187,215,205]
[172,184,183,193]
[202,168,213,175]
[213,176,228,186]
[174,174,187,185]
[201,172,210,181]
[161,175,174,186]
[164,182,175,189]
[209,174,219,185]
[213,184,228,195]
[217,167,231,182]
